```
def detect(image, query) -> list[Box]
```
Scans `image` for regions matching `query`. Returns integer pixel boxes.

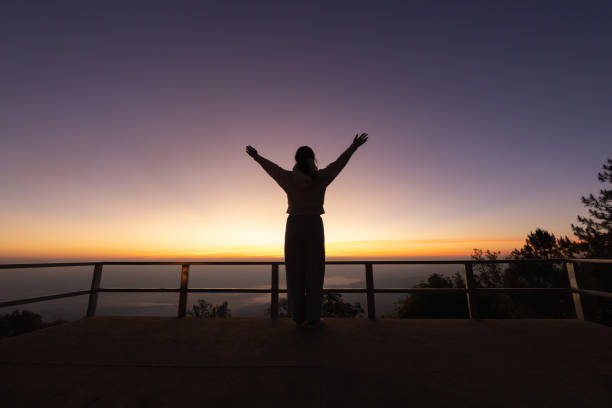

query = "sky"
[1,1,611,259]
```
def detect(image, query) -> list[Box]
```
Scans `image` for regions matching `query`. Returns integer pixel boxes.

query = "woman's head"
[295,146,317,179]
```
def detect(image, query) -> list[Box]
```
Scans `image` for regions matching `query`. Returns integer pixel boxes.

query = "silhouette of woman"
[246,133,368,329]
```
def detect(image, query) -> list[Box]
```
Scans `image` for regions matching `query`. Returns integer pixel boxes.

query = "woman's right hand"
[353,132,368,147]
[246,145,258,158]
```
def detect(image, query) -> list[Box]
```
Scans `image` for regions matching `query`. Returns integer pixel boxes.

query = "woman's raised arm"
[246,145,290,189]
[320,133,368,185]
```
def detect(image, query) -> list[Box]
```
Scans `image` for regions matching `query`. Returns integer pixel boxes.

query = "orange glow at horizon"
[0,238,525,260]
[0,190,555,261]
[0,130,578,262]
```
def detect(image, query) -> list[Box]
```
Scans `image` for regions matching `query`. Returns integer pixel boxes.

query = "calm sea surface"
[0,258,469,321]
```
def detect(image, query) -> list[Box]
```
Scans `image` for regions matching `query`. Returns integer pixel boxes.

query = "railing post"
[178,264,190,318]
[86,263,103,317]
[464,263,479,320]
[271,263,279,319]
[566,262,584,321]
[365,263,376,320]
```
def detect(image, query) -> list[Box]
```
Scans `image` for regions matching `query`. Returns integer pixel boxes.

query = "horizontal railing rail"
[4,259,602,268]
[0,259,610,320]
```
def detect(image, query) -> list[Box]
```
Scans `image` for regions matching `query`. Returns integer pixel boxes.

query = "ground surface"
[1,317,611,407]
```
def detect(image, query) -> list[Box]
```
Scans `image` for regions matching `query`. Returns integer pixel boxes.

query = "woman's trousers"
[284,214,325,323]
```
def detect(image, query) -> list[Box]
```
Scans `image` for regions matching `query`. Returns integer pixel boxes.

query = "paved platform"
[1,317,611,407]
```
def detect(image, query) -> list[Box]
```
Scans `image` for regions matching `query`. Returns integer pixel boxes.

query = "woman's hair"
[295,146,318,179]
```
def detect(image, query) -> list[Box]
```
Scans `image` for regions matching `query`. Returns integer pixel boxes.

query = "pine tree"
[508,228,577,259]
[572,158,612,258]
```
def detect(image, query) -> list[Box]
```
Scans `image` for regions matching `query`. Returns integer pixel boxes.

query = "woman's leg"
[284,215,306,324]
[305,216,325,323]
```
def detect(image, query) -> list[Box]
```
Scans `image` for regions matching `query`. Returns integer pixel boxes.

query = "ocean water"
[0,258,468,321]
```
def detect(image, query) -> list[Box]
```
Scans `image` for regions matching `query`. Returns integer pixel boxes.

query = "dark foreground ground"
[1,317,611,407]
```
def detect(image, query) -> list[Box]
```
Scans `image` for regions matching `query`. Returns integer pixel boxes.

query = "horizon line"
[0,238,527,261]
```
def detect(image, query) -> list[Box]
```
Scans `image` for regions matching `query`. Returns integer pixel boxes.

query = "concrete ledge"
[1,317,611,407]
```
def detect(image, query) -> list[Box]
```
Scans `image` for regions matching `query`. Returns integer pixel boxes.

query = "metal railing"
[1,259,611,320]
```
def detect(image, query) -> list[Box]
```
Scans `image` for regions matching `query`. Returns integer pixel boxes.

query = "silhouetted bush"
[0,310,65,338]
[188,299,231,318]
[265,293,364,318]
[321,293,364,318]
[388,273,468,318]
[390,235,577,319]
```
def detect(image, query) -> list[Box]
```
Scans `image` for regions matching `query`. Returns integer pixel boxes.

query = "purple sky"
[1,1,611,258]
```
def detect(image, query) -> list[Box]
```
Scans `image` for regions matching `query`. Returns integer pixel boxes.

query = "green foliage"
[0,310,65,338]
[391,234,579,319]
[572,158,612,258]
[321,293,364,318]
[569,159,612,325]
[508,228,578,260]
[470,249,514,317]
[188,299,231,318]
[504,232,574,317]
[505,229,573,289]
[265,293,365,318]
[389,273,468,318]
[473,232,575,318]
[390,249,509,318]
[471,249,504,288]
